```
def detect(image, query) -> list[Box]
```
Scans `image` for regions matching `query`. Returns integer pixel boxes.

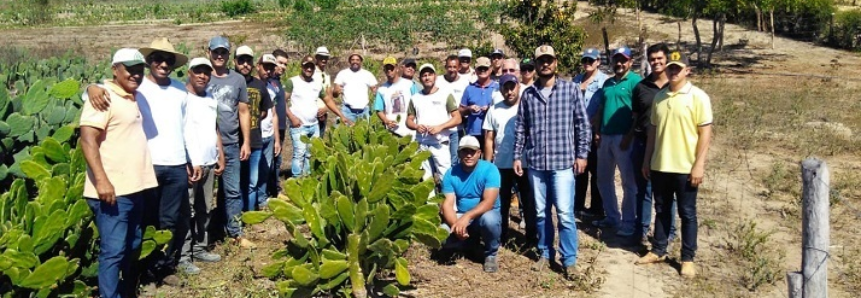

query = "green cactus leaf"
[383,283,400,297]
[18,130,35,143]
[49,79,81,100]
[20,160,50,180]
[261,261,284,279]
[52,163,70,177]
[303,207,325,241]
[393,239,410,255]
[367,238,393,256]
[367,175,394,204]
[335,194,355,232]
[354,198,368,231]
[33,210,66,255]
[6,113,34,137]
[51,125,75,143]
[319,259,349,279]
[241,210,272,225]
[22,82,50,116]
[275,280,296,295]
[3,249,39,269]
[46,106,66,125]
[367,205,390,242]
[292,266,319,286]
[0,164,7,181]
[139,240,156,259]
[290,228,309,249]
[283,179,307,207]
[17,256,68,289]
[4,267,31,285]
[152,230,172,245]
[321,249,347,261]
[36,177,65,206]
[395,257,410,286]
[62,106,78,123]
[414,204,439,222]
[319,271,349,290]
[270,200,304,225]
[0,121,10,136]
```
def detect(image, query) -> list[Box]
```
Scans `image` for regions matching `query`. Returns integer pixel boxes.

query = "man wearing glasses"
[519,58,536,92]
[457,48,477,83]
[490,48,505,81]
[459,57,499,151]
[573,48,608,220]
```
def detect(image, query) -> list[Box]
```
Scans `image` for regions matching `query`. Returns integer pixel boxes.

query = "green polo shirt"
[600,72,643,135]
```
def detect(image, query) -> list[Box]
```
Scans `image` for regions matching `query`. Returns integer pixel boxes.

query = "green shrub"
[221,0,256,17]
[243,118,447,298]
[828,10,861,50]
[497,0,586,75]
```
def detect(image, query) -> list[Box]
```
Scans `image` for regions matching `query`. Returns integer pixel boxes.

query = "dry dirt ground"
[2,3,860,297]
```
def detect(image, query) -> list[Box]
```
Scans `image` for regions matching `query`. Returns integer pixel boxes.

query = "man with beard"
[254,54,281,209]
[334,53,379,122]
[286,55,327,176]
[513,45,591,279]
[374,57,418,137]
[233,46,273,214]
[572,48,608,220]
[592,46,642,239]
[459,57,498,151]
[436,55,470,166]
[268,49,290,196]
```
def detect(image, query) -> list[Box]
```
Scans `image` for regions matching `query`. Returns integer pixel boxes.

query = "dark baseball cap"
[499,74,518,86]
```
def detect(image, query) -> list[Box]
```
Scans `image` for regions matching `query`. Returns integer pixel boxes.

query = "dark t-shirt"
[631,77,667,138]
[244,76,273,149]
[269,78,287,130]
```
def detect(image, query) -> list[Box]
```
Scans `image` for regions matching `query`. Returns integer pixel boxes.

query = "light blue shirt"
[573,71,609,119]
[442,160,501,212]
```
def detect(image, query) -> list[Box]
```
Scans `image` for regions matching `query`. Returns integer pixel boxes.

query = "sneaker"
[615,227,635,237]
[178,261,201,275]
[531,257,550,272]
[592,219,618,228]
[680,261,697,278]
[483,256,499,273]
[193,251,222,263]
[635,252,667,265]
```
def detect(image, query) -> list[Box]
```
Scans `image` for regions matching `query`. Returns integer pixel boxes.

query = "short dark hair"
[272,49,288,59]
[445,55,459,63]
[647,43,670,57]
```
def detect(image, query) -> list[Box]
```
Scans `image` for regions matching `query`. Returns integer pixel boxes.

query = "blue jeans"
[529,168,578,267]
[449,130,459,166]
[441,210,502,257]
[258,136,274,208]
[88,194,144,298]
[242,143,266,212]
[291,124,320,177]
[341,105,369,123]
[631,136,676,240]
[597,134,638,231]
[221,143,244,238]
[144,165,190,273]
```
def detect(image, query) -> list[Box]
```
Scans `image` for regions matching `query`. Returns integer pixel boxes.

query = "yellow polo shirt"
[80,80,158,198]
[649,82,713,174]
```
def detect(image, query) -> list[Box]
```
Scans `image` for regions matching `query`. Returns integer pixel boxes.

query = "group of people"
[79,35,712,298]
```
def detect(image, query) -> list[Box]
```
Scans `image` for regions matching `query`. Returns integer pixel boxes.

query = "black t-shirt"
[631,77,667,138]
[244,76,273,149]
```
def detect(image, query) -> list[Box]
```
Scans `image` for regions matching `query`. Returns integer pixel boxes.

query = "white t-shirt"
[491,90,505,105]
[137,78,188,166]
[409,90,456,145]
[334,68,378,109]
[184,91,219,166]
[261,85,276,138]
[287,76,326,125]
[435,75,470,105]
[482,100,522,169]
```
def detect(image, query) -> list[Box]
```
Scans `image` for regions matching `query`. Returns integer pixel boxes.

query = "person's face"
[258,63,276,80]
[189,65,212,92]
[420,70,436,89]
[648,51,668,74]
[666,64,689,83]
[445,59,459,76]
[275,56,288,77]
[475,66,490,80]
[612,54,632,75]
[315,54,328,69]
[384,64,398,80]
[581,57,600,72]
[301,62,315,77]
[501,81,519,104]
[112,63,145,93]
[147,51,175,79]
[208,48,229,69]
[349,55,362,71]
[458,57,471,71]
[458,148,481,167]
[535,55,557,77]
[520,63,535,81]
[235,55,254,75]
[491,54,504,69]
[501,61,519,78]
[401,63,416,78]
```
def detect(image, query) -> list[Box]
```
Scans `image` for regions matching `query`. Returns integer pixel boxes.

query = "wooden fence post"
[800,158,830,298]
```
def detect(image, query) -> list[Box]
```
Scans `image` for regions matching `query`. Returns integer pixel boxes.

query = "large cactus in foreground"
[243,119,448,298]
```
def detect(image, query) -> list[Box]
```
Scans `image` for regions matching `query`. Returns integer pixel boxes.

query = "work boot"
[531,257,550,272]
[635,252,666,265]
[680,261,697,278]
[483,256,499,273]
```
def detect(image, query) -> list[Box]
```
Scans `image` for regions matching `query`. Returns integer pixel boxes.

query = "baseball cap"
[300,55,316,66]
[458,48,472,58]
[235,45,254,58]
[534,45,556,59]
[499,74,518,86]
[491,49,505,57]
[418,63,436,73]
[208,36,230,51]
[613,46,632,59]
[383,56,397,66]
[458,135,481,151]
[475,57,491,68]
[188,57,214,70]
[582,48,600,60]
[520,58,533,68]
[112,48,146,66]
[260,54,278,65]
[315,46,330,57]
[401,58,417,67]
[667,51,689,68]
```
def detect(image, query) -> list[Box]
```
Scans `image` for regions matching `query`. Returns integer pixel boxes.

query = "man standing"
[405,64,462,184]
[490,49,505,81]
[374,57,418,137]
[400,58,418,82]
[636,51,712,279]
[483,74,535,245]
[513,45,591,277]
[334,53,379,122]
[80,48,157,298]
[592,46,642,238]
[459,57,498,151]
[234,46,273,215]
[457,48,477,83]
[269,49,290,196]
[179,58,225,275]
[286,55,327,176]
[255,54,281,209]
[440,136,502,273]
[436,55,470,166]
[313,47,334,134]
[631,43,677,246]
[572,48,608,219]
[519,58,535,90]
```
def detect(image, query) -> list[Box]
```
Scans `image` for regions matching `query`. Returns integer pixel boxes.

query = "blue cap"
[491,48,505,56]
[613,46,632,59]
[499,74,518,86]
[582,48,600,60]
[209,36,230,51]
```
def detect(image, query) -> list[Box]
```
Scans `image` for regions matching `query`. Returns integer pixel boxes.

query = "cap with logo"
[418,63,436,74]
[475,57,492,68]
[667,51,689,68]
[534,45,556,59]
[382,56,398,66]
[458,48,473,58]
[499,74,518,86]
[188,57,214,70]
[613,46,632,59]
[491,48,505,57]
[315,46,330,57]
[582,48,600,60]
[235,45,254,58]
[458,135,481,151]
[520,58,533,67]
[260,54,278,65]
[112,48,146,66]
[208,36,230,51]
[401,58,417,66]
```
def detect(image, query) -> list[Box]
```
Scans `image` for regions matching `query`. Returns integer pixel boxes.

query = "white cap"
[235,45,254,58]
[418,63,436,73]
[457,48,472,58]
[315,46,330,57]
[260,54,278,65]
[188,57,213,70]
[112,48,145,66]
[458,135,481,151]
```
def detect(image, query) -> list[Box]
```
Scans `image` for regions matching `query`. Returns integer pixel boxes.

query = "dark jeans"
[268,129,286,196]
[144,165,190,273]
[88,194,143,298]
[651,171,699,262]
[632,136,677,240]
[499,168,536,244]
[449,130,459,166]
[575,143,602,215]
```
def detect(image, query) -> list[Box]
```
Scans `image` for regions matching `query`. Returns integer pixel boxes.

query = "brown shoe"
[234,237,257,249]
[680,261,696,278]
[635,252,666,265]
[161,274,181,287]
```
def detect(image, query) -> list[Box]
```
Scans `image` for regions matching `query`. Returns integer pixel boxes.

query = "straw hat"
[139,37,189,69]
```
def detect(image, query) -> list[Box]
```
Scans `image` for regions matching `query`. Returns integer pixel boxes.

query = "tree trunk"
[602,27,611,64]
[755,4,762,31]
[706,18,719,67]
[770,9,775,49]
[692,15,702,67]
[718,15,726,51]
[678,22,682,45]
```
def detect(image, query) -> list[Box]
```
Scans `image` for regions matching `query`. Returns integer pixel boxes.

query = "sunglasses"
[459,148,479,155]
[521,67,535,72]
[581,58,596,64]
[150,53,176,66]
[302,63,315,69]
[476,67,490,73]
[236,56,254,65]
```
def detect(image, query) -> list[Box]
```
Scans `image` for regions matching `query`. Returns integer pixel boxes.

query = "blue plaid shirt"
[514,78,592,171]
